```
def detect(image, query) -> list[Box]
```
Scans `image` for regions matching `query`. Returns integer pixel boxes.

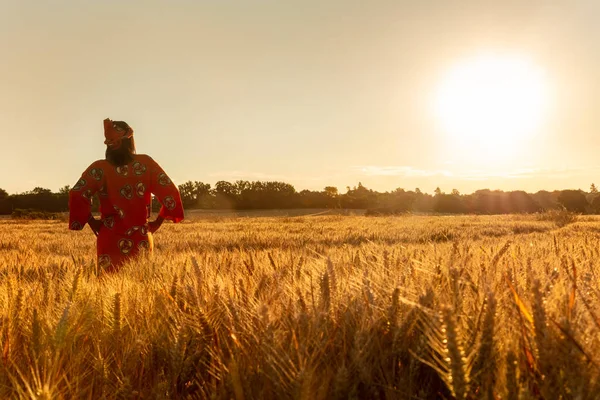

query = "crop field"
[1,213,600,399]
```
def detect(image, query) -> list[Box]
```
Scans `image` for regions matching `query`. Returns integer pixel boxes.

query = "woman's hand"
[148,215,165,233]
[87,215,102,236]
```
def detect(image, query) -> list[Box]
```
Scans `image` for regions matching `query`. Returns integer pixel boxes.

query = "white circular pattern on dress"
[103,216,115,229]
[70,221,83,230]
[125,226,140,236]
[132,162,147,176]
[118,238,134,254]
[116,165,129,177]
[73,179,86,191]
[82,189,93,200]
[138,240,150,251]
[158,173,171,186]
[120,184,133,200]
[98,254,111,269]
[164,196,176,210]
[114,205,125,219]
[136,182,146,197]
[89,168,104,181]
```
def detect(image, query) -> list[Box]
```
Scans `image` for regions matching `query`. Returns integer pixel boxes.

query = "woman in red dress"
[69,118,184,271]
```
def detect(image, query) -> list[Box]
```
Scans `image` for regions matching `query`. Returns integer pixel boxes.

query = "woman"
[69,118,184,271]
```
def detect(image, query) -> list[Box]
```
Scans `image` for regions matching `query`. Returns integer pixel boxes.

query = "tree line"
[1,181,600,215]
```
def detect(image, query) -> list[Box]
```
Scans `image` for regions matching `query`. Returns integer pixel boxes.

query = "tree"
[321,187,339,208]
[591,183,598,194]
[178,181,196,207]
[434,187,442,196]
[30,187,52,195]
[341,183,377,209]
[214,181,237,197]
[389,188,417,212]
[434,194,465,213]
[531,190,559,211]
[0,188,9,215]
[507,191,540,213]
[214,181,238,209]
[58,185,71,195]
[324,186,338,197]
[451,189,460,196]
[591,196,600,214]
[178,181,212,208]
[413,189,434,212]
[557,190,588,213]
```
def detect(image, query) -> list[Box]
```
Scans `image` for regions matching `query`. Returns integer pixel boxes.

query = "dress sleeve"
[149,157,184,223]
[68,162,104,230]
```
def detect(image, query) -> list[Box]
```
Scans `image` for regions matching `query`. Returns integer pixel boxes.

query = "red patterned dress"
[69,154,184,270]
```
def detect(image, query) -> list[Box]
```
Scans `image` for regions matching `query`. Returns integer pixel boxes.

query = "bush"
[11,209,61,220]
[535,208,578,228]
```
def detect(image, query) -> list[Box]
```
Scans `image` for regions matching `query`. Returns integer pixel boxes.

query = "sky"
[1,0,600,195]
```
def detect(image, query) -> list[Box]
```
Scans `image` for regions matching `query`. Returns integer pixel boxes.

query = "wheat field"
[1,213,600,399]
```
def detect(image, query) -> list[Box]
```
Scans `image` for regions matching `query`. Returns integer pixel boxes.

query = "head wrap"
[103,118,134,149]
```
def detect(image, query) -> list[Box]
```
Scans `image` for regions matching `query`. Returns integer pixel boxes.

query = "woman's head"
[104,119,136,166]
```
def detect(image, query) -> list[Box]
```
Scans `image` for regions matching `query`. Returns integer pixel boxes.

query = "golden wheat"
[0,214,600,398]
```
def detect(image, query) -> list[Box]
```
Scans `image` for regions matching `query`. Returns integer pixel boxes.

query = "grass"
[1,213,600,398]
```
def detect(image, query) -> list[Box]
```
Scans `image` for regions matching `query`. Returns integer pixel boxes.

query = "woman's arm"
[69,162,103,231]
[148,157,185,224]
[148,215,165,233]
[87,213,102,236]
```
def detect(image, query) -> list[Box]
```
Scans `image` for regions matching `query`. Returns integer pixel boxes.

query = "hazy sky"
[1,0,600,195]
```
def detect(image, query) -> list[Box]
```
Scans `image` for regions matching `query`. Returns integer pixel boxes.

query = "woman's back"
[80,154,162,232]
[69,119,184,271]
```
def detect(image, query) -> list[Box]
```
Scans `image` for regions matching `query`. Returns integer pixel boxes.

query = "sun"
[433,53,549,163]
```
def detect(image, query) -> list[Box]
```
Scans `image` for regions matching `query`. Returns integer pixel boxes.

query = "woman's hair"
[105,121,136,166]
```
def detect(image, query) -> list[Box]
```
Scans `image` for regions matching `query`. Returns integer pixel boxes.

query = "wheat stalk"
[112,292,121,335]
[443,306,468,399]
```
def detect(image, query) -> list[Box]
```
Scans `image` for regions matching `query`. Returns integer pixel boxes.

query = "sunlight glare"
[434,54,549,163]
